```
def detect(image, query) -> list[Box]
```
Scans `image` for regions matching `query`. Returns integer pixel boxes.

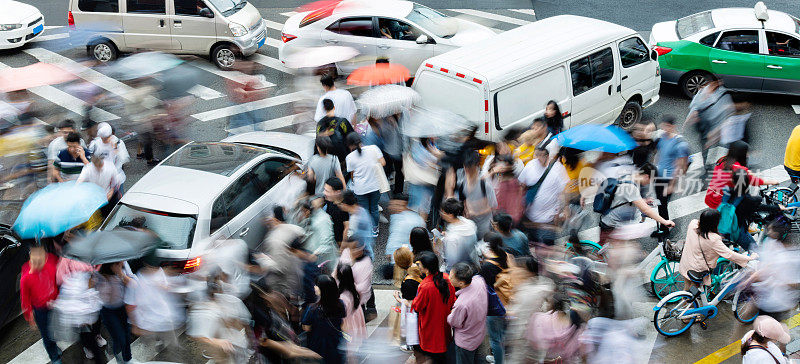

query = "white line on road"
[447,9,532,26]
[266,37,281,49]
[279,11,297,17]
[250,53,297,75]
[509,9,537,17]
[793,104,800,114]
[44,26,64,30]
[262,18,283,31]
[191,90,306,121]
[30,33,69,43]
[191,61,276,88]
[187,84,224,100]
[225,113,306,134]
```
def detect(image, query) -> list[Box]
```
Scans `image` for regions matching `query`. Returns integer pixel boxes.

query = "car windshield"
[206,0,247,16]
[676,11,715,39]
[406,3,455,38]
[104,204,197,250]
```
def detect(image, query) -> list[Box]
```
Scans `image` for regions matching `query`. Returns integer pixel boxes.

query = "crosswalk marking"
[280,11,297,17]
[191,61,276,88]
[793,105,800,114]
[31,33,69,43]
[266,37,281,49]
[191,90,306,122]
[447,9,532,26]
[509,9,537,17]
[187,84,224,100]
[44,26,64,30]
[262,18,283,31]
[250,53,297,75]
[225,113,305,134]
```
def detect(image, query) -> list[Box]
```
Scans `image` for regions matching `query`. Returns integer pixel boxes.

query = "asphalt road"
[1,0,800,363]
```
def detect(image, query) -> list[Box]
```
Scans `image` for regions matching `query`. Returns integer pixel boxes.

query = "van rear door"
[414,69,486,131]
[493,65,571,131]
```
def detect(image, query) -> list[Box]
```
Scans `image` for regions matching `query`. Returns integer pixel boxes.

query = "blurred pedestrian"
[224,60,268,134]
[685,79,733,170]
[411,251,455,364]
[346,133,384,234]
[52,271,105,363]
[260,206,305,303]
[47,120,85,182]
[77,155,121,216]
[629,119,657,168]
[506,257,554,363]
[316,99,354,165]
[439,198,479,270]
[448,262,488,364]
[301,274,346,364]
[314,74,356,124]
[339,191,375,259]
[705,141,779,209]
[404,137,441,221]
[544,100,564,135]
[94,262,133,364]
[653,116,689,235]
[124,254,183,352]
[88,122,129,187]
[518,147,567,246]
[123,78,161,165]
[452,152,497,240]
[492,213,529,258]
[307,136,347,195]
[364,115,404,194]
[740,316,790,364]
[336,263,367,359]
[302,196,338,273]
[53,131,90,182]
[188,272,252,364]
[489,154,525,224]
[385,193,425,262]
[323,177,349,246]
[339,239,375,323]
[20,245,62,364]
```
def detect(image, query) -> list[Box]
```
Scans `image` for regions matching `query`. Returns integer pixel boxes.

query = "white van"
[412,15,661,140]
[67,0,267,69]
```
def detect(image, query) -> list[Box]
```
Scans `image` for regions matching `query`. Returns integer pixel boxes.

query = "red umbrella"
[296,0,343,12]
[296,0,354,27]
[347,62,411,86]
[0,63,77,93]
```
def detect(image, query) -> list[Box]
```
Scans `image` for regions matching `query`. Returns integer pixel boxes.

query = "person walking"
[301,274,347,364]
[448,263,488,364]
[439,198,479,271]
[411,251,456,364]
[385,193,425,262]
[94,262,134,364]
[88,122,130,187]
[492,213,529,258]
[705,141,779,209]
[336,263,367,359]
[316,99,354,166]
[323,177,350,247]
[653,116,690,235]
[306,136,346,196]
[452,152,497,240]
[346,133,385,234]
[506,257,554,363]
[480,233,512,364]
[53,132,90,182]
[47,120,86,183]
[20,246,62,364]
[685,79,734,170]
[339,191,376,259]
[543,100,564,135]
[518,147,568,246]
[77,155,121,216]
[314,74,357,124]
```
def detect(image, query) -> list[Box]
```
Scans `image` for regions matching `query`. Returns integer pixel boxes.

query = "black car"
[0,225,26,327]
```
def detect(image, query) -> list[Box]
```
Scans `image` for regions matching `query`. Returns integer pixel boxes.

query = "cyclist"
[705,141,779,210]
[679,209,755,290]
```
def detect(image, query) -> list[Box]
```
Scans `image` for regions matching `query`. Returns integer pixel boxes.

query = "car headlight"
[229,23,247,37]
[0,24,22,31]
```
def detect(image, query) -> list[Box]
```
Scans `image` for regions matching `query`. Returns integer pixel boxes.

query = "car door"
[169,0,216,51]
[0,229,24,326]
[376,17,434,74]
[321,16,378,74]
[569,46,621,126]
[123,0,172,49]
[708,29,764,91]
[762,31,800,95]
[617,36,655,102]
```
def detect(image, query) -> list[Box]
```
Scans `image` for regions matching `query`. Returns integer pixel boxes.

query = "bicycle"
[653,260,758,337]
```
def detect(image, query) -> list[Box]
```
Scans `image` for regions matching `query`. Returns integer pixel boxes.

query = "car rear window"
[161,142,265,176]
[676,11,715,39]
[103,204,197,250]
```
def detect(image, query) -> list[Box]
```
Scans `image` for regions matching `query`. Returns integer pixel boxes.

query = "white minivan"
[67,0,267,69]
[412,15,661,140]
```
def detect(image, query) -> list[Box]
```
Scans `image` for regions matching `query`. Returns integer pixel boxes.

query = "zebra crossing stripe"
[509,9,537,17]
[447,9,532,26]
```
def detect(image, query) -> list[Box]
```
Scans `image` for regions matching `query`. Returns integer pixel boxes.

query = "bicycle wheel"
[653,292,698,337]
[769,187,798,216]
[708,259,734,299]
[650,260,684,300]
[567,240,606,262]
[733,288,759,323]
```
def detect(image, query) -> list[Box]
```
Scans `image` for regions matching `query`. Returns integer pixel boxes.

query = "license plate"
[32,24,43,35]
[257,36,265,49]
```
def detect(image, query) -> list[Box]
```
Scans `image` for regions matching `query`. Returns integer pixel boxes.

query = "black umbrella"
[63,229,158,265]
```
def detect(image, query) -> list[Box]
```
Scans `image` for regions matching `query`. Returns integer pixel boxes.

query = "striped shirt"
[54,148,90,181]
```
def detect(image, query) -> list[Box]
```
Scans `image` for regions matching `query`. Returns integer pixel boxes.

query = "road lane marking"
[191,90,306,122]
[187,84,223,100]
[30,33,69,42]
[793,105,800,114]
[509,9,537,17]
[447,9,532,26]
[280,11,297,17]
[225,113,305,134]
[250,53,297,75]
[263,18,283,31]
[695,311,800,363]
[191,61,276,88]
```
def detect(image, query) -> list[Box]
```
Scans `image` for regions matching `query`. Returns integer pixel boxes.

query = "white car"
[100,132,314,273]
[278,0,496,75]
[0,0,44,49]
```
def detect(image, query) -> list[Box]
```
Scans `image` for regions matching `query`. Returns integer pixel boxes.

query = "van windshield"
[676,11,715,39]
[206,0,247,16]
[103,204,197,250]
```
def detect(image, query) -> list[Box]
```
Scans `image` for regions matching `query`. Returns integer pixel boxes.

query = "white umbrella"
[283,46,358,68]
[110,52,184,80]
[356,85,420,118]
[402,106,472,138]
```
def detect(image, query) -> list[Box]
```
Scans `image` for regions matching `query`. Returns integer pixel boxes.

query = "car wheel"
[680,71,714,99]
[89,40,117,63]
[616,100,642,130]
[212,44,238,70]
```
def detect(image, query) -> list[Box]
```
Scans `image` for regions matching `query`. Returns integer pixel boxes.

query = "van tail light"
[163,257,202,274]
[67,11,75,30]
[653,45,672,56]
[281,33,297,43]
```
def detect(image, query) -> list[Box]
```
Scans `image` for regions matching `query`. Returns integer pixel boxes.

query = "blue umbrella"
[13,182,108,240]
[555,124,637,153]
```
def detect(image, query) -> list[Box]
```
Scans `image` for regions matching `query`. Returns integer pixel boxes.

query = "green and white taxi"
[649,2,800,98]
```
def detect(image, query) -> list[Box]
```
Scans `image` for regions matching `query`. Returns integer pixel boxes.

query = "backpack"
[457,178,487,201]
[592,178,631,215]
[486,285,506,317]
[717,188,743,241]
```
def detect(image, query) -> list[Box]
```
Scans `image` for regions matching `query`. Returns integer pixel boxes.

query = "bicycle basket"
[663,239,684,262]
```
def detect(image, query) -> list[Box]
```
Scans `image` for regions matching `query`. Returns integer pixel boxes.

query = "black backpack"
[592,178,632,215]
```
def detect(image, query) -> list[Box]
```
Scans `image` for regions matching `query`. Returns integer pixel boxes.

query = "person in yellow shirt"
[785,125,800,183]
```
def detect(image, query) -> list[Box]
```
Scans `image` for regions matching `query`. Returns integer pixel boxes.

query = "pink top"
[446,275,488,351]
[679,219,753,286]
[55,257,97,286]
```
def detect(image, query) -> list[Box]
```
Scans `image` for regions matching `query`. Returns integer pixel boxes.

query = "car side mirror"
[416,34,431,44]
[199,8,214,18]
[650,49,658,61]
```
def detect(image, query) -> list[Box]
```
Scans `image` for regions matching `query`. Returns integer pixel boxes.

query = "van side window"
[127,0,165,14]
[699,32,719,46]
[619,37,648,67]
[715,30,759,54]
[175,0,207,16]
[78,0,119,12]
[328,17,376,37]
[570,47,614,96]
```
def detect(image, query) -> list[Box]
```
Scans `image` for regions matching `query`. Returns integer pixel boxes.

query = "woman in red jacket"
[705,141,778,209]
[411,251,456,364]
[20,246,61,364]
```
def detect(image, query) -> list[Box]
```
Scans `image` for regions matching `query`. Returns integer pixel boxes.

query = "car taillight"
[653,45,672,56]
[67,11,75,30]
[281,33,297,43]
[163,257,201,273]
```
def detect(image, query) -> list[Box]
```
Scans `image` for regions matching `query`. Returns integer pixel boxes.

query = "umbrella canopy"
[13,182,108,240]
[347,62,410,86]
[555,124,637,153]
[110,52,184,80]
[0,63,77,92]
[402,107,472,138]
[357,85,420,118]
[63,230,158,265]
[283,46,358,69]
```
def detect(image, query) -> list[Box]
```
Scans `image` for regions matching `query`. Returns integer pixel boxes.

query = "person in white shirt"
[518,148,568,245]
[740,315,790,364]
[77,155,120,208]
[313,74,356,124]
[47,120,86,182]
[88,122,130,188]
[124,256,184,353]
[345,133,385,232]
